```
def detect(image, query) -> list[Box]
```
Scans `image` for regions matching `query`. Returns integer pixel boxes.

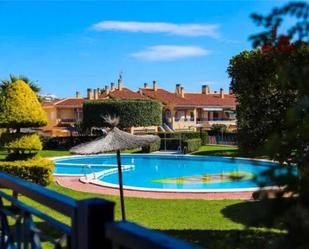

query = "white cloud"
[92,21,219,38]
[130,45,210,61]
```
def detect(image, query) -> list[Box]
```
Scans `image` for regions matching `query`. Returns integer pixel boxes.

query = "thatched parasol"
[70,116,160,220]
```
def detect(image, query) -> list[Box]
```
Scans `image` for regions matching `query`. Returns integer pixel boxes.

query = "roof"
[43,98,85,108]
[101,88,147,100]
[141,88,194,107]
[184,93,236,107]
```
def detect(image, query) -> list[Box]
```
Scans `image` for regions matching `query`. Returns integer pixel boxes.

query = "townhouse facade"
[42,79,236,136]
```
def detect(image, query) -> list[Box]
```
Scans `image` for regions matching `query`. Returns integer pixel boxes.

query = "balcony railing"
[59,118,77,123]
[197,118,235,122]
[0,172,200,249]
[175,118,195,122]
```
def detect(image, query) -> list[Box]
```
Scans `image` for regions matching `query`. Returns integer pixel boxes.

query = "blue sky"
[0,0,290,98]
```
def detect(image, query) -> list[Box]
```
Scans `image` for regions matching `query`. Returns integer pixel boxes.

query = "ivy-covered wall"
[83,99,162,129]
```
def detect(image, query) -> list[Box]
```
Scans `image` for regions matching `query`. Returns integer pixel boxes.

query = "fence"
[0,172,200,249]
[208,134,237,145]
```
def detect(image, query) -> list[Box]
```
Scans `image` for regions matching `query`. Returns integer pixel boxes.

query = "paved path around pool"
[55,176,254,200]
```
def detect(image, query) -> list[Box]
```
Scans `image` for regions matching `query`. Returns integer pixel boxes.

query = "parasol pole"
[116,149,126,221]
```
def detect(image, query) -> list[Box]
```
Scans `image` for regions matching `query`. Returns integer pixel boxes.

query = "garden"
[0,2,308,249]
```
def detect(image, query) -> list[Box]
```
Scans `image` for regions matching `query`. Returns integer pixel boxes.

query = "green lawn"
[192,145,239,157]
[12,183,283,249]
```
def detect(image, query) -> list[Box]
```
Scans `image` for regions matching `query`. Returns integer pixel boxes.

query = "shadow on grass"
[221,199,287,229]
[162,229,285,249]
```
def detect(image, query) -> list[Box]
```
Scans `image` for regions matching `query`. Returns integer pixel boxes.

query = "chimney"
[111,82,115,91]
[94,89,99,100]
[180,86,185,98]
[76,91,80,99]
[220,88,224,98]
[229,87,233,95]
[118,79,123,91]
[144,83,148,88]
[153,80,158,91]
[175,84,181,95]
[202,85,210,95]
[105,85,109,95]
[87,88,93,99]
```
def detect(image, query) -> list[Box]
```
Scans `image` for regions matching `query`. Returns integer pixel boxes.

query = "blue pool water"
[54,154,285,191]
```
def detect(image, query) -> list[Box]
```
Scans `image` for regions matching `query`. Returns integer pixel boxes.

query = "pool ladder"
[177,146,187,154]
[82,164,96,181]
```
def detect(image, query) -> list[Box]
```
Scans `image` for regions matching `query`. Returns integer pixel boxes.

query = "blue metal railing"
[0,173,200,249]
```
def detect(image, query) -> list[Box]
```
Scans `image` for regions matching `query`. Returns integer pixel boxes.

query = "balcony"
[58,118,78,125]
[197,118,236,126]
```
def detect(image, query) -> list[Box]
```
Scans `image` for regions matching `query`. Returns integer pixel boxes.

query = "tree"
[228,2,309,248]
[1,74,41,94]
[0,80,47,159]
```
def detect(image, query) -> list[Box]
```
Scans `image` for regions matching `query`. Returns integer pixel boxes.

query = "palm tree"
[1,74,41,93]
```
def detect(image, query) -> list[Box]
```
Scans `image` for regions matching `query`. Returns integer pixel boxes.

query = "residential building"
[42,79,236,136]
[140,81,236,131]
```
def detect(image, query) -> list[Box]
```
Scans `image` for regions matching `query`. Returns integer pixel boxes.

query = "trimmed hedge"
[160,138,202,153]
[141,140,161,153]
[83,100,162,129]
[157,131,208,145]
[1,132,42,152]
[0,158,54,186]
[183,138,202,153]
[41,135,99,150]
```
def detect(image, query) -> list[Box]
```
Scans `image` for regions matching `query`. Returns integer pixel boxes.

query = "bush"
[0,158,54,186]
[183,138,202,153]
[41,135,100,150]
[200,131,208,145]
[210,124,227,133]
[1,133,42,152]
[158,131,208,145]
[83,100,162,129]
[0,80,47,128]
[141,139,161,153]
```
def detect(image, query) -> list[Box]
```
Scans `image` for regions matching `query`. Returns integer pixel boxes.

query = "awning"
[203,107,223,111]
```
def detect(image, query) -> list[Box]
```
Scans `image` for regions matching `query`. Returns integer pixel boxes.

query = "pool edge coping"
[51,153,281,194]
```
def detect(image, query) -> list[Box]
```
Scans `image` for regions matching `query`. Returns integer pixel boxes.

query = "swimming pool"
[54,154,284,192]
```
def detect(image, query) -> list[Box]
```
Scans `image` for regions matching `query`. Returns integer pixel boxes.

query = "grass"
[192,145,239,157]
[8,183,284,249]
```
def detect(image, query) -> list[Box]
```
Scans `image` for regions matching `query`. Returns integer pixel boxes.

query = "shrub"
[83,100,162,129]
[0,80,47,128]
[141,139,161,153]
[158,131,208,145]
[0,80,47,158]
[200,131,208,145]
[183,138,202,153]
[41,135,99,150]
[210,124,227,133]
[1,133,42,152]
[0,158,54,186]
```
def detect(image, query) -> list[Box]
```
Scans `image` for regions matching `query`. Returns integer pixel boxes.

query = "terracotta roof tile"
[101,88,147,100]
[43,98,85,107]
[184,93,236,107]
[141,88,194,106]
